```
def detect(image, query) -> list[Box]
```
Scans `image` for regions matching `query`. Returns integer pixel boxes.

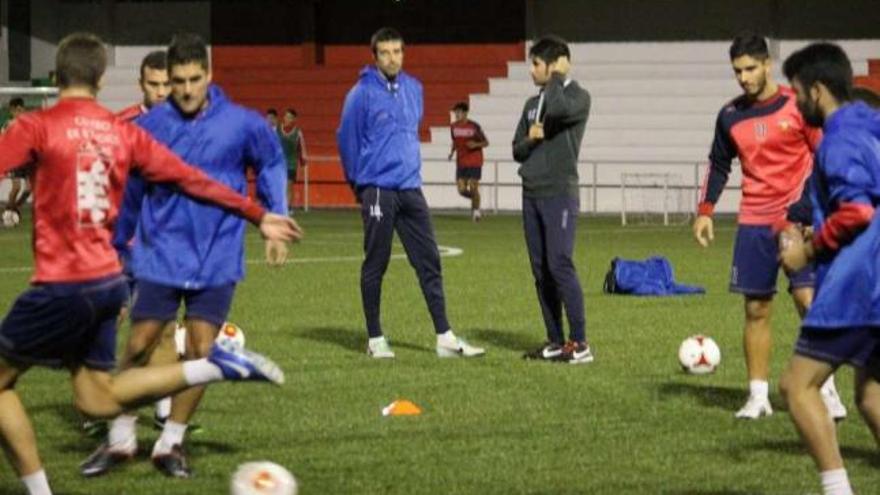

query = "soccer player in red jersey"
[447,102,488,221]
[116,50,170,122]
[0,32,300,495]
[693,33,846,420]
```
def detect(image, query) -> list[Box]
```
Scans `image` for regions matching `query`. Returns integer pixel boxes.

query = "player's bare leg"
[153,318,218,477]
[5,177,22,211]
[456,178,472,199]
[149,322,182,427]
[736,296,774,418]
[0,360,42,477]
[779,355,853,493]
[854,368,880,445]
[468,179,481,221]
[792,286,847,421]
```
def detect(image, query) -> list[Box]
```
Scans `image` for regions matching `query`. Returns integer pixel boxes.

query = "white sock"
[436,330,457,346]
[182,359,223,386]
[821,376,839,397]
[153,420,188,456]
[155,397,171,419]
[21,469,51,495]
[749,380,769,399]
[820,468,853,495]
[108,414,137,451]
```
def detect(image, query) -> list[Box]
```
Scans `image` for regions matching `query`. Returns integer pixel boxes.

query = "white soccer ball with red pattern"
[678,335,721,374]
[231,461,298,495]
[216,321,246,349]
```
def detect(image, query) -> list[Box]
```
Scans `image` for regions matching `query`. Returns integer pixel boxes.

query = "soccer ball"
[678,335,721,374]
[231,461,298,495]
[2,209,20,228]
[216,321,246,349]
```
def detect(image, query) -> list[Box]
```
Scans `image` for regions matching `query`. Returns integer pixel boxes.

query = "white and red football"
[678,335,721,374]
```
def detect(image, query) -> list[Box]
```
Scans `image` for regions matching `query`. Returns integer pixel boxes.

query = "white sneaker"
[367,337,395,359]
[436,332,485,358]
[821,387,847,422]
[735,395,773,419]
[472,209,481,222]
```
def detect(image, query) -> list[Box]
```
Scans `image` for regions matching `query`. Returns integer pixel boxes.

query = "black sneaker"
[560,341,594,365]
[80,442,135,477]
[152,444,192,478]
[523,342,565,361]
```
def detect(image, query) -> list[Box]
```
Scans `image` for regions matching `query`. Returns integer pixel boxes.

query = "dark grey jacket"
[512,73,590,198]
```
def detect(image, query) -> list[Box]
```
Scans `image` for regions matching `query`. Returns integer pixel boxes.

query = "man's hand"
[548,56,571,76]
[779,224,812,273]
[265,239,288,266]
[259,213,303,243]
[528,123,544,141]
[692,215,714,247]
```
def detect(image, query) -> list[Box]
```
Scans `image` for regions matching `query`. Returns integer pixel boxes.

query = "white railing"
[296,156,739,216]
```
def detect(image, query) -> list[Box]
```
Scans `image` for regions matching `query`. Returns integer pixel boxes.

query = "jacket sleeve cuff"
[243,203,267,226]
[697,202,715,217]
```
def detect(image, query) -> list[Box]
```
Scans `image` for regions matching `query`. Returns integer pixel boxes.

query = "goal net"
[620,172,694,226]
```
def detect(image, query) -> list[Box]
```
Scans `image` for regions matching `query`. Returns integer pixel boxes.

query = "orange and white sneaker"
[560,341,594,365]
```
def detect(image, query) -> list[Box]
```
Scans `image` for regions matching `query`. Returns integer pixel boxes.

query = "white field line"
[0,245,465,274]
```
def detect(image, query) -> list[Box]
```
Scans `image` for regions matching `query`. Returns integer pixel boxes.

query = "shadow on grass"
[656,382,789,414]
[298,326,432,353]
[469,328,537,353]
[751,439,880,468]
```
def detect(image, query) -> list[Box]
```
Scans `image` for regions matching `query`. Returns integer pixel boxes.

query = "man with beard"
[692,33,845,420]
[778,41,880,495]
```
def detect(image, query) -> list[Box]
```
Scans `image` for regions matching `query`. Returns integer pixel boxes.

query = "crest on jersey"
[777,119,791,131]
[76,150,111,227]
[753,122,768,141]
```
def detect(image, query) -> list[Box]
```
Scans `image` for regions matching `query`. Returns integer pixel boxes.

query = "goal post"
[620,172,694,226]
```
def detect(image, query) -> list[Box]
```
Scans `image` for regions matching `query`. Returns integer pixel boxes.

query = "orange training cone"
[382,399,422,416]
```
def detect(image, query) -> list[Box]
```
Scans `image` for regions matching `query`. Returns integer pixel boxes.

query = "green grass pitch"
[0,210,876,494]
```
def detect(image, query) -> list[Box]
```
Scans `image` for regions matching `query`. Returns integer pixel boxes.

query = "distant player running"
[448,102,488,221]
[693,33,845,420]
[0,32,299,495]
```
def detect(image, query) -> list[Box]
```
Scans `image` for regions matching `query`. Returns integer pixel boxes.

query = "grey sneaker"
[367,337,395,359]
[436,334,485,358]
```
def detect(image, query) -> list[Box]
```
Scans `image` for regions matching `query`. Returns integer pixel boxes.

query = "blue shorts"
[130,280,236,328]
[0,275,128,370]
[456,167,482,181]
[795,327,880,370]
[730,224,815,296]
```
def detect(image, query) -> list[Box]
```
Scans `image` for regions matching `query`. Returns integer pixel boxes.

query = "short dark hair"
[452,101,469,112]
[266,108,278,116]
[783,42,853,103]
[167,33,209,71]
[284,108,297,117]
[729,32,769,61]
[529,35,570,65]
[55,32,107,91]
[371,27,404,55]
[139,50,167,79]
[853,86,880,108]
[8,97,24,109]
